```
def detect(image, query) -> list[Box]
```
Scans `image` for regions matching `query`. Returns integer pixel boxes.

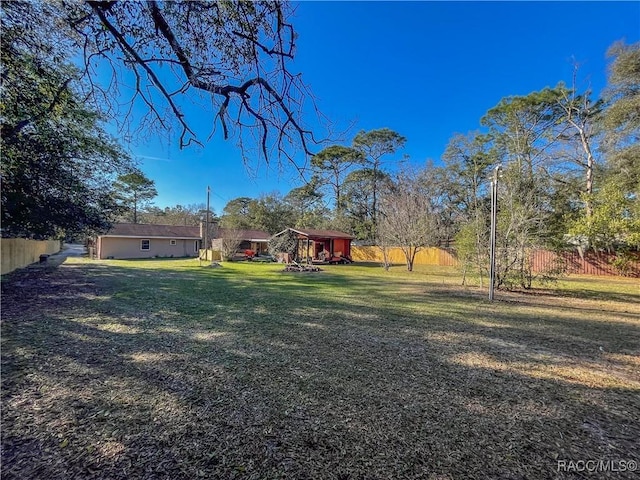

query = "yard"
[1,257,639,479]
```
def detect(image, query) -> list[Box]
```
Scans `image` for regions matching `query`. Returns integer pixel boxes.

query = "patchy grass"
[2,257,639,479]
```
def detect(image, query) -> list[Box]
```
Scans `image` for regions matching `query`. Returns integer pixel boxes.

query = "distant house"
[272,228,354,263]
[96,223,202,259]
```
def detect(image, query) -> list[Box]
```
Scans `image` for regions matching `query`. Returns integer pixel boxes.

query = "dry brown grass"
[2,258,639,479]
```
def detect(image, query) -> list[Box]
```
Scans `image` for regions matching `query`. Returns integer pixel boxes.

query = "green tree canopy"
[311,145,364,215]
[220,197,255,230]
[602,41,640,195]
[352,128,406,241]
[284,179,326,229]
[341,168,390,241]
[1,1,133,239]
[250,193,294,235]
[353,129,407,167]
[113,171,158,224]
[569,41,640,251]
[139,204,215,226]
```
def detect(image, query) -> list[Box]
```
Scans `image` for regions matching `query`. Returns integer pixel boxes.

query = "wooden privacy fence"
[1,238,61,275]
[530,250,640,277]
[351,246,459,267]
[352,245,638,277]
[199,249,222,261]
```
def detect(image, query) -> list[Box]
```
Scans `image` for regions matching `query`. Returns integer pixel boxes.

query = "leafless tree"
[220,228,244,261]
[377,167,442,272]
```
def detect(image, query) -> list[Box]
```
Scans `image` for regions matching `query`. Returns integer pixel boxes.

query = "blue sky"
[123,1,640,214]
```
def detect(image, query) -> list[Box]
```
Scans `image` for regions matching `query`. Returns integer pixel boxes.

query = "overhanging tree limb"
[75,0,326,167]
[88,2,200,147]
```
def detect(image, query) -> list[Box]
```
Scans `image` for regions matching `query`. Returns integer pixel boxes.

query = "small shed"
[272,228,354,263]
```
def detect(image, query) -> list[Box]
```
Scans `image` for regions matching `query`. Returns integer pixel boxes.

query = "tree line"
[214,42,639,284]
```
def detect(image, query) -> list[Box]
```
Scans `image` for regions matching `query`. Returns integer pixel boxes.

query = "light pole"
[489,165,502,301]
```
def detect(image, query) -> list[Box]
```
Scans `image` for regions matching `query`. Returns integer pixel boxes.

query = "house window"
[170,239,177,246]
[141,239,150,251]
[194,240,199,253]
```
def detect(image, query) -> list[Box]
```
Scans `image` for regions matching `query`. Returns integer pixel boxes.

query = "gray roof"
[101,223,201,239]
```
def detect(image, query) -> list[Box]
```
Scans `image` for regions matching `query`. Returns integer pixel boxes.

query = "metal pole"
[489,165,501,301]
[205,186,210,260]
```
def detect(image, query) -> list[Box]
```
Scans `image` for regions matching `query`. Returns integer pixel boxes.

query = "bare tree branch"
[63,0,331,169]
[88,1,201,148]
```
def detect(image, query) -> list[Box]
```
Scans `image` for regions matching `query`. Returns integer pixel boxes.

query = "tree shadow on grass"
[514,286,640,306]
[2,259,639,479]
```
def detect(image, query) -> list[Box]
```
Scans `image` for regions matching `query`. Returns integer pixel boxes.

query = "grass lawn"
[2,257,639,479]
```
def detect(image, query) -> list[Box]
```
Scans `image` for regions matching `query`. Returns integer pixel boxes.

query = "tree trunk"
[582,130,594,218]
[405,246,417,272]
[371,162,378,242]
[380,245,391,271]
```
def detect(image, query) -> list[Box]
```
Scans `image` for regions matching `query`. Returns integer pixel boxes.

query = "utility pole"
[489,165,502,301]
